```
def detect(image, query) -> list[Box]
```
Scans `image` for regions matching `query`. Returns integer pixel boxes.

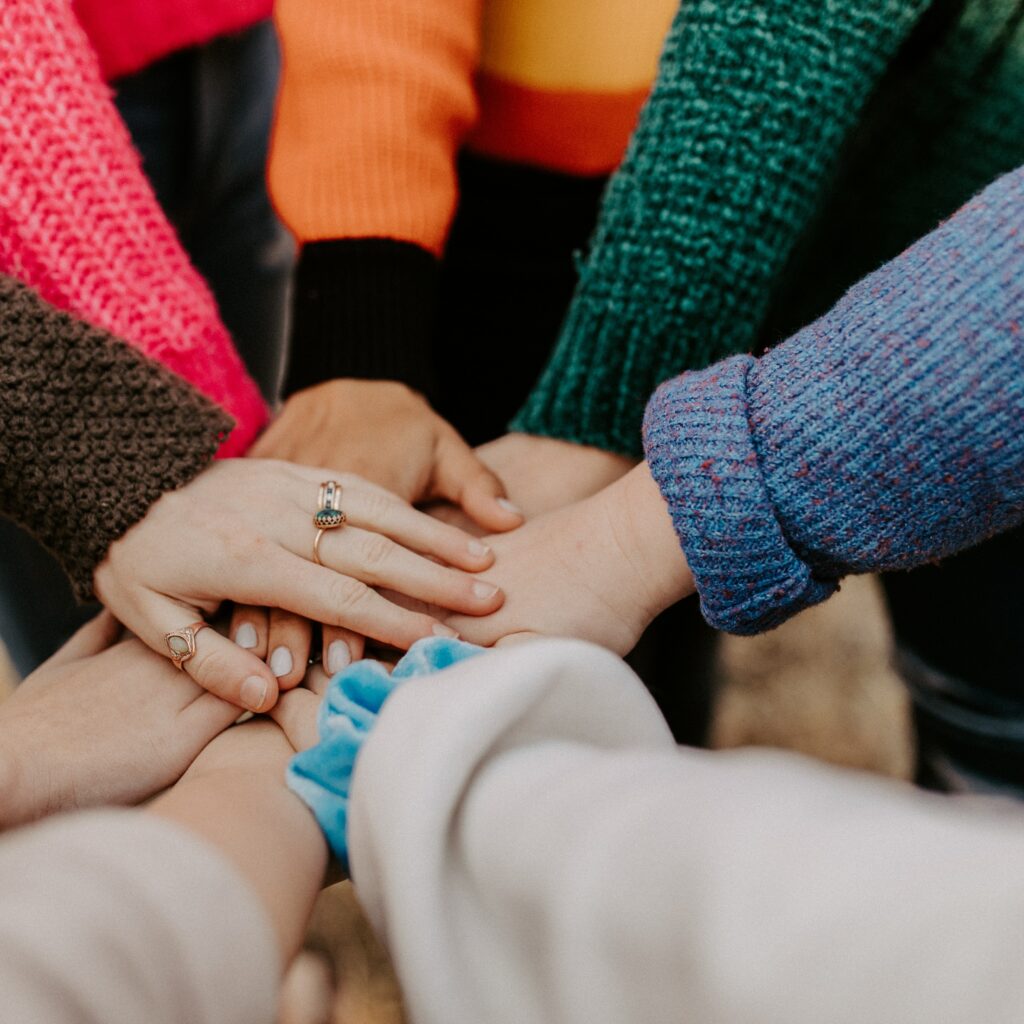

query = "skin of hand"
[0,612,240,832]
[243,380,525,677]
[250,379,524,530]
[150,714,328,967]
[93,459,503,713]
[445,463,695,653]
[475,433,637,519]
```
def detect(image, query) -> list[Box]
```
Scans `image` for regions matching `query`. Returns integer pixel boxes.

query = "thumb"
[433,433,524,533]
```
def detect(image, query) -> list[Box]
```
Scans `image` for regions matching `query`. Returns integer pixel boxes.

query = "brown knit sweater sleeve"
[0,276,233,600]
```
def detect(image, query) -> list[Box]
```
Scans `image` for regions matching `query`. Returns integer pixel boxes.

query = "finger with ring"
[313,479,347,565]
[164,621,209,670]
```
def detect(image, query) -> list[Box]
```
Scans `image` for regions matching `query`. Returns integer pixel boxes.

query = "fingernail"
[468,539,491,557]
[473,581,499,600]
[497,497,522,517]
[240,675,268,712]
[327,640,351,675]
[235,623,258,649]
[270,646,293,678]
[432,624,459,638]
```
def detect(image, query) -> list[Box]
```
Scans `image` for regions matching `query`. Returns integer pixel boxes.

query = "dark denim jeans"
[0,20,291,676]
[905,651,1024,798]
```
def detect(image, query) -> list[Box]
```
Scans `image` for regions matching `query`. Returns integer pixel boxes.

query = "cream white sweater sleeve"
[349,639,1024,1024]
[0,810,278,1024]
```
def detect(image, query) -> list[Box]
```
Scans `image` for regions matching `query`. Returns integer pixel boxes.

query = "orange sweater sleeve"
[269,0,482,256]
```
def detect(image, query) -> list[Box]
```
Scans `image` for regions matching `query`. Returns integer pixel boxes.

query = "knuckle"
[356,532,393,571]
[328,576,371,616]
[356,488,392,525]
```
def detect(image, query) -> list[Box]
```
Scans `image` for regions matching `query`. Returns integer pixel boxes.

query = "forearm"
[644,165,1024,634]
[151,724,328,964]
[0,277,231,600]
[600,461,693,618]
[514,0,930,454]
[270,0,482,396]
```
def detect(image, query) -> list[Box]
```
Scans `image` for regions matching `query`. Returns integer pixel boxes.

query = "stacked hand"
[248,377,687,658]
[444,464,694,653]
[93,459,503,713]
[89,373,693,717]
[251,380,524,527]
[0,613,240,830]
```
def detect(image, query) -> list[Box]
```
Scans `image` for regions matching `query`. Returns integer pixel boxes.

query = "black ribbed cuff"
[284,238,440,399]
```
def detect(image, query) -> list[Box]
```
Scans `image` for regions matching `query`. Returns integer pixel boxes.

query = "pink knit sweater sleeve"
[0,0,267,455]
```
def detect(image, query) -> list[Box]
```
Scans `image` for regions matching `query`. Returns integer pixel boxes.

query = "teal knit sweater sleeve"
[511,0,930,456]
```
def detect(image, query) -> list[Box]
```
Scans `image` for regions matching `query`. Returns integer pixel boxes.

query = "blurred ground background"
[0,574,913,1023]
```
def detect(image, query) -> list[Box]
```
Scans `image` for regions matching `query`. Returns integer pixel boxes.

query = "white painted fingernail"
[432,624,459,638]
[468,538,491,557]
[496,498,522,517]
[240,676,268,712]
[473,581,499,600]
[270,646,293,678]
[327,640,351,675]
[235,623,258,649]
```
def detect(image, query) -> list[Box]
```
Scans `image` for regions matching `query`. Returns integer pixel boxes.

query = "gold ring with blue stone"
[313,480,347,565]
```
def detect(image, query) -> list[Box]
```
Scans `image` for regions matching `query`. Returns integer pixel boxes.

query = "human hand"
[250,380,524,530]
[0,612,240,831]
[93,459,503,713]
[445,464,695,653]
[475,433,637,519]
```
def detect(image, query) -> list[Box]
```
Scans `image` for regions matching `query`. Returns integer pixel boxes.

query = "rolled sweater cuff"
[283,239,440,400]
[642,355,836,635]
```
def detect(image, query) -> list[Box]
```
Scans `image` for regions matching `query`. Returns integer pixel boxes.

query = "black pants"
[885,524,1024,796]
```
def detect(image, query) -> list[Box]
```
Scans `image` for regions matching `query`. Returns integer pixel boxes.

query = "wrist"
[599,464,694,620]
[0,726,36,831]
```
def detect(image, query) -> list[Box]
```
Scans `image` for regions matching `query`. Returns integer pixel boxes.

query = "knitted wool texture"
[0,0,267,456]
[512,0,1024,455]
[759,0,1024,345]
[643,166,1024,635]
[0,277,232,600]
[73,0,272,81]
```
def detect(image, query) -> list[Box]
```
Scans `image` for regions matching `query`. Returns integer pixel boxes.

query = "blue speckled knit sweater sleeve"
[643,167,1024,635]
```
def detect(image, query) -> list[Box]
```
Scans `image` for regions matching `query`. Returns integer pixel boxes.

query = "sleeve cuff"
[284,239,440,399]
[642,355,836,635]
[0,277,232,601]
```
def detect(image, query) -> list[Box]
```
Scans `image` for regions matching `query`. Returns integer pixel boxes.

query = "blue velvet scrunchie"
[286,636,483,866]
